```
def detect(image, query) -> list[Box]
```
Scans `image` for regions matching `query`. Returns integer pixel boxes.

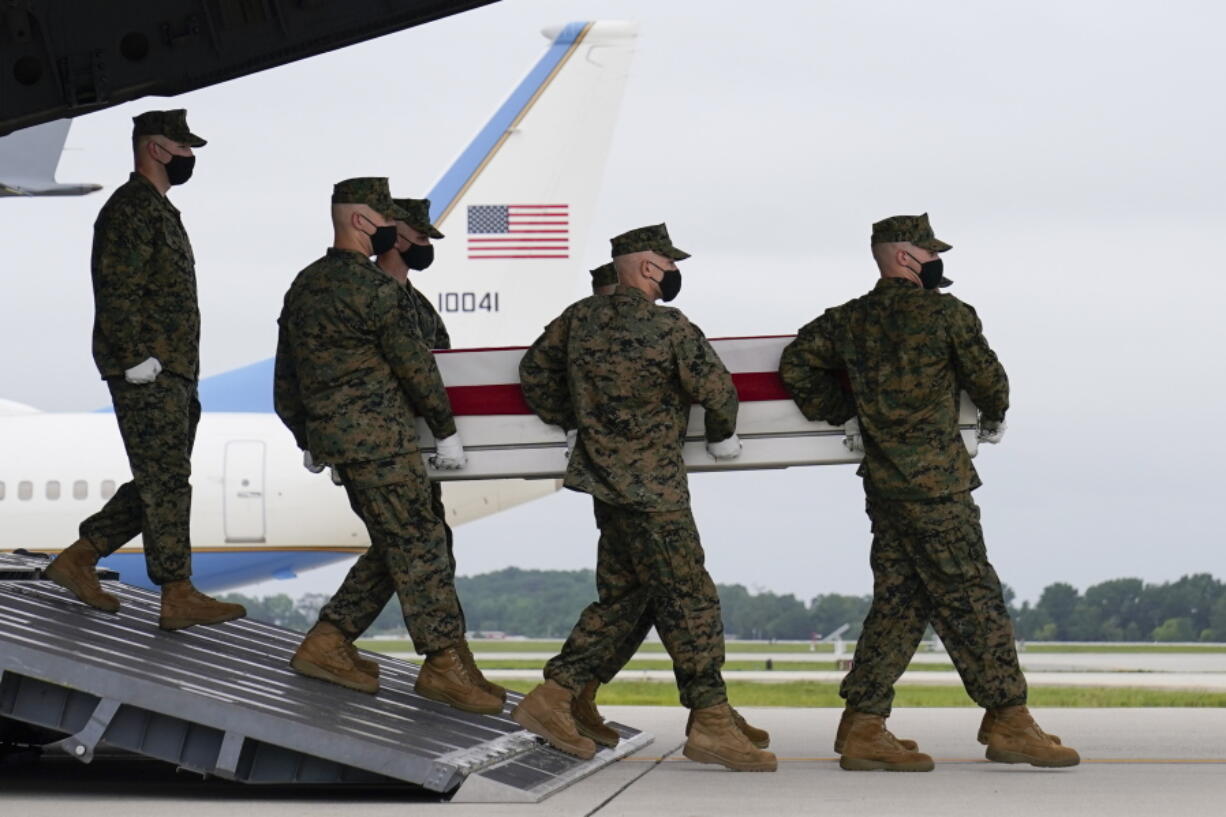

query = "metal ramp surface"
[0,552,650,802]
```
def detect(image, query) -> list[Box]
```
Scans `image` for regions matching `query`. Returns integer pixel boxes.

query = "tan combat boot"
[572,680,620,748]
[978,708,1060,745]
[44,540,120,613]
[683,703,778,772]
[838,711,934,772]
[686,705,771,749]
[343,639,380,679]
[457,641,507,702]
[834,706,918,753]
[158,580,246,631]
[415,647,504,715]
[982,705,1079,768]
[512,680,597,759]
[291,621,378,694]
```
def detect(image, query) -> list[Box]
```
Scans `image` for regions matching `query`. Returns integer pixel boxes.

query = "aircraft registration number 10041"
[437,292,500,313]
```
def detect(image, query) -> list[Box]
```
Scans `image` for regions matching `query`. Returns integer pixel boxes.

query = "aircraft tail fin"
[0,119,102,197]
[416,20,638,347]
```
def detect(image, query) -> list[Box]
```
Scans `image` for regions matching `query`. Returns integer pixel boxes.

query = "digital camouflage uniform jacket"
[402,282,451,350]
[274,248,456,465]
[779,277,1008,500]
[91,173,200,380]
[520,285,738,512]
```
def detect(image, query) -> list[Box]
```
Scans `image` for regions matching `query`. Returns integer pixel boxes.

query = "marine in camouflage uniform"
[519,225,737,711]
[77,110,208,586]
[274,179,464,656]
[779,213,1027,719]
[511,226,775,771]
[343,196,459,640]
[585,261,662,684]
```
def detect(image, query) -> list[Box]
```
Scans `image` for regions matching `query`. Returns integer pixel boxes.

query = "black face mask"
[161,152,196,186]
[650,262,682,302]
[360,216,397,257]
[400,242,434,271]
[908,253,945,290]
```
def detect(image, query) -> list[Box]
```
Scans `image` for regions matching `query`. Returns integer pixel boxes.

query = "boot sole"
[683,743,777,772]
[576,719,620,749]
[986,746,1080,768]
[511,705,596,759]
[158,609,246,632]
[416,682,504,716]
[839,755,934,772]
[43,564,120,613]
[290,656,379,694]
[980,731,1062,746]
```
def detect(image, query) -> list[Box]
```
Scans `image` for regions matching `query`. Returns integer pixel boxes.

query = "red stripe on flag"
[446,371,791,416]
[467,254,570,259]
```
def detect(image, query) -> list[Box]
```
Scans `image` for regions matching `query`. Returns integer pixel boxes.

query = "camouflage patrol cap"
[392,197,444,239]
[870,213,952,252]
[331,177,411,221]
[590,262,617,288]
[609,223,690,260]
[132,109,206,147]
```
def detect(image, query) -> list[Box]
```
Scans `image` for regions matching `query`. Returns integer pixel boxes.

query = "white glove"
[429,433,467,470]
[124,357,162,384]
[564,428,578,459]
[303,451,325,473]
[978,418,1007,445]
[706,433,742,461]
[843,417,864,453]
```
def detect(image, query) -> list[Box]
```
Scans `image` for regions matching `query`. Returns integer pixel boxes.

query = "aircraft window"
[0,481,5,500]
[73,480,88,500]
[19,481,33,500]
[101,480,116,499]
[46,481,61,500]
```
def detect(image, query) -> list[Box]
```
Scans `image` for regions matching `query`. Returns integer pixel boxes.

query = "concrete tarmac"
[4,707,1224,817]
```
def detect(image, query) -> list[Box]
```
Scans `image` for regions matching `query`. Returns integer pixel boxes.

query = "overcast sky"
[3,0,1224,605]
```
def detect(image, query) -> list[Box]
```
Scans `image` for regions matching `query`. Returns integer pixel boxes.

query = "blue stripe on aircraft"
[426,21,589,222]
[189,22,590,414]
[100,549,354,593]
[197,358,276,412]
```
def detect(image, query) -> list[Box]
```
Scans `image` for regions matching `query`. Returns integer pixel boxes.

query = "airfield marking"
[622,756,1226,764]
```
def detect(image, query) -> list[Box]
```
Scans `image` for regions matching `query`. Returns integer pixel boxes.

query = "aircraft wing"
[0,119,101,197]
[416,337,982,480]
[0,0,499,135]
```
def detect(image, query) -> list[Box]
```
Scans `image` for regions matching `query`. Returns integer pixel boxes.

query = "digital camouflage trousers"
[78,374,200,585]
[840,490,1028,716]
[319,456,463,655]
[545,498,727,710]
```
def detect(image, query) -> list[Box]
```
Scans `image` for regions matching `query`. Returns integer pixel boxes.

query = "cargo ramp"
[0,552,649,802]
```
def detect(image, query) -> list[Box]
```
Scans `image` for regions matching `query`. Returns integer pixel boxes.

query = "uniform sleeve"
[91,199,155,370]
[519,312,576,430]
[377,287,457,439]
[273,316,309,450]
[433,311,452,351]
[779,313,857,424]
[948,300,1009,423]
[675,320,739,442]
[422,294,452,350]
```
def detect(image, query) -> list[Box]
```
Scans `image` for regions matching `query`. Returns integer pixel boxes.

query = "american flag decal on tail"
[467,204,570,259]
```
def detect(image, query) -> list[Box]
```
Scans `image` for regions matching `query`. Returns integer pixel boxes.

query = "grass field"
[357,639,1226,656]
[493,680,1226,708]
[468,658,955,672]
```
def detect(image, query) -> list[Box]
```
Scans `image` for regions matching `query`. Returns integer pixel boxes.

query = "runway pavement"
[4,707,1224,816]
